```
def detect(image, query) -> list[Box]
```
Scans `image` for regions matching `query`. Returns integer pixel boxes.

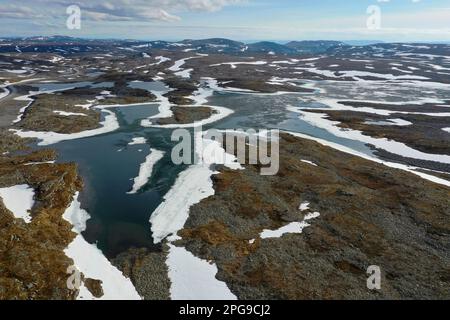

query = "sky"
[0,0,449,42]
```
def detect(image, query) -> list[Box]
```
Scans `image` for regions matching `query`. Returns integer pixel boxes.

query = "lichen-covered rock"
[112,247,170,300]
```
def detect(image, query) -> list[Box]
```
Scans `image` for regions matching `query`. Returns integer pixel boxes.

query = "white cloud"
[0,4,44,19]
[0,0,245,22]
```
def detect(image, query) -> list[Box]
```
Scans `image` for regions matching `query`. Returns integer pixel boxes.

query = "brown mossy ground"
[0,129,34,154]
[84,278,104,298]
[0,151,80,299]
[112,247,170,300]
[101,85,156,105]
[304,109,450,156]
[163,77,198,105]
[157,106,215,125]
[0,134,103,299]
[15,92,101,134]
[177,133,450,299]
[13,84,156,134]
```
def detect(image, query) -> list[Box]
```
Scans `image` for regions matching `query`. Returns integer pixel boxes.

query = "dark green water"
[54,106,187,257]
[51,83,372,258]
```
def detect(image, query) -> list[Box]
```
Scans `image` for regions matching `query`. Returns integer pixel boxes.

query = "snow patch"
[142,78,234,128]
[299,201,310,211]
[13,108,119,146]
[297,109,450,164]
[150,131,242,242]
[150,131,240,299]
[260,212,320,239]
[167,244,236,300]
[301,159,318,166]
[144,105,233,129]
[53,110,87,117]
[210,61,267,69]
[0,184,34,223]
[150,164,214,243]
[11,97,161,145]
[154,56,171,65]
[63,193,141,300]
[364,118,413,126]
[169,57,196,72]
[128,137,147,145]
[0,87,9,100]
[127,148,165,194]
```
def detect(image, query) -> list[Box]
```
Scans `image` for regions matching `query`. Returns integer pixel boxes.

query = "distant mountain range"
[0,36,448,57]
[0,36,354,55]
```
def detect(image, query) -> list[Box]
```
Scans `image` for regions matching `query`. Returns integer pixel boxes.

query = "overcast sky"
[0,0,449,42]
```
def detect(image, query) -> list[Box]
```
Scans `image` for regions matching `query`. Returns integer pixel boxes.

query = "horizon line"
[1,35,450,45]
